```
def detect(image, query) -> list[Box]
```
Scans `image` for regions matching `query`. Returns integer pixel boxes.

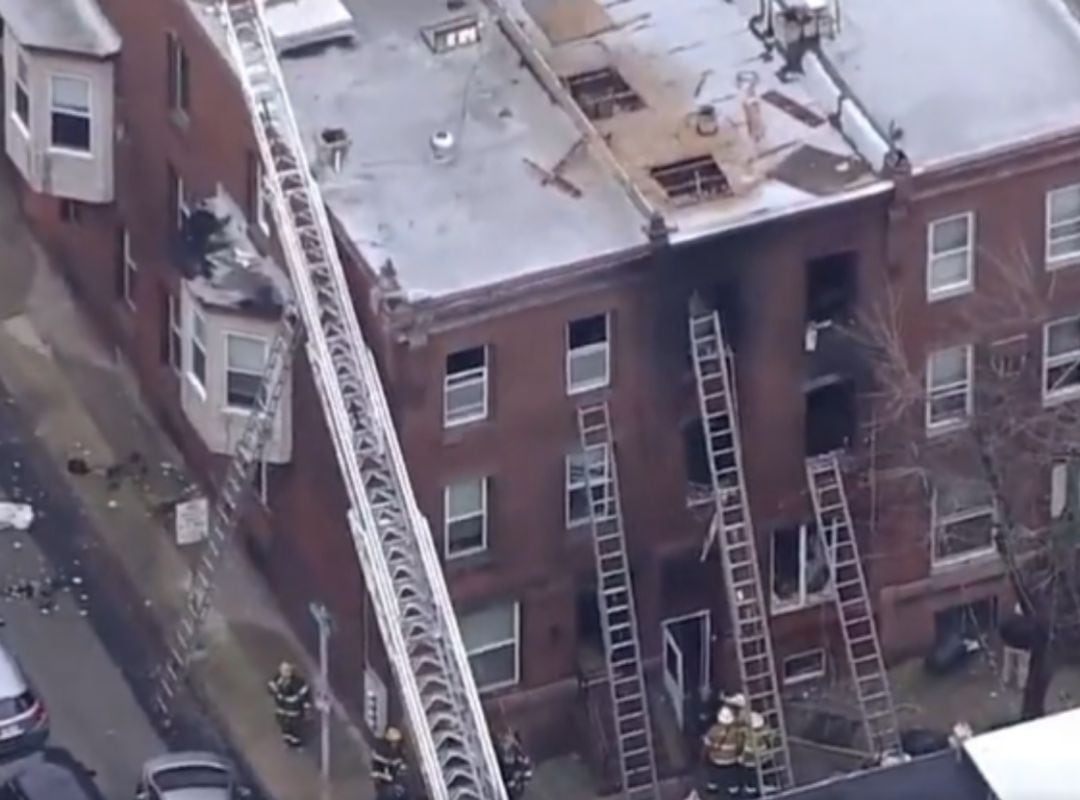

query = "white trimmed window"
[771,524,833,612]
[782,649,826,686]
[255,158,272,235]
[121,230,137,309]
[168,293,183,372]
[444,346,488,427]
[49,75,91,152]
[931,476,996,567]
[1047,185,1080,266]
[166,32,190,116]
[567,314,610,394]
[13,50,29,130]
[190,306,207,392]
[566,444,615,527]
[926,345,972,431]
[444,477,487,558]
[459,601,519,691]
[1050,460,1080,519]
[225,333,267,409]
[927,213,974,299]
[1043,315,1080,402]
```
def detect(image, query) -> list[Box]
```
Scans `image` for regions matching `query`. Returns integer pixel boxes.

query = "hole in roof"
[564,67,644,121]
[321,128,348,145]
[649,156,731,204]
[421,15,482,53]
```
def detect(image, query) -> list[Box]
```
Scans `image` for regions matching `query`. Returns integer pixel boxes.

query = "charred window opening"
[682,419,714,505]
[650,156,731,205]
[935,598,997,643]
[687,281,744,362]
[771,523,832,611]
[806,251,857,325]
[565,67,644,121]
[576,586,604,656]
[805,379,855,456]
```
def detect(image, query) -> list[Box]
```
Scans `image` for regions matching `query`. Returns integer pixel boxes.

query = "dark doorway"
[805,379,856,455]
[806,251,857,325]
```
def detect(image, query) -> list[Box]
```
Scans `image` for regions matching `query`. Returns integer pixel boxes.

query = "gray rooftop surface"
[0,0,121,57]
[822,0,1080,169]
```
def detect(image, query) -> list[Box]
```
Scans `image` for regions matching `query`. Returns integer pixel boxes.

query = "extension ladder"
[805,453,901,758]
[577,403,660,800]
[689,310,793,794]
[216,2,508,798]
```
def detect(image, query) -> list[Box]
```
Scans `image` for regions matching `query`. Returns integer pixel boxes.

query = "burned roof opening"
[564,67,644,121]
[421,15,482,54]
[649,156,731,204]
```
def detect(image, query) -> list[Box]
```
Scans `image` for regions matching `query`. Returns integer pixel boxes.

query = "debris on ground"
[66,451,149,491]
[0,502,33,531]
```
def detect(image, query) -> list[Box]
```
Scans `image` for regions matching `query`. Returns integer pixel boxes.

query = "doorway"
[661,611,711,731]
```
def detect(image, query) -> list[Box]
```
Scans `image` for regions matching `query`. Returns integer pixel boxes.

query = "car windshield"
[0,691,35,720]
[153,767,230,792]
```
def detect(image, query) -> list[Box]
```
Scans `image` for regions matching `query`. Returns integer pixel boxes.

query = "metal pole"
[309,602,334,798]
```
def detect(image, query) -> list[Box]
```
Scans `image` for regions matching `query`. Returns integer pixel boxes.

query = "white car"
[0,642,48,753]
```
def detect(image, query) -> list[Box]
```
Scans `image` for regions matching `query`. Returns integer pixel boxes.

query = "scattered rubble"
[0,502,33,531]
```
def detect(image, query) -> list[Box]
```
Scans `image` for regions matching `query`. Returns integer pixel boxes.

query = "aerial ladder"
[689,307,793,794]
[805,454,901,758]
[150,0,511,798]
[576,403,660,800]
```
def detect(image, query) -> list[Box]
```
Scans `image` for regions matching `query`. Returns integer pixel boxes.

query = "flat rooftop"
[822,0,1080,168]
[0,0,121,57]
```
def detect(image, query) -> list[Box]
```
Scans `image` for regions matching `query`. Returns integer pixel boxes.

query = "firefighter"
[267,662,311,747]
[739,712,770,798]
[702,706,740,796]
[495,729,533,799]
[372,726,408,799]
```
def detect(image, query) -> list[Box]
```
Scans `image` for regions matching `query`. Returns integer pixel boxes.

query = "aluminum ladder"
[220,3,508,798]
[152,311,300,720]
[688,310,793,794]
[577,403,660,800]
[805,453,901,758]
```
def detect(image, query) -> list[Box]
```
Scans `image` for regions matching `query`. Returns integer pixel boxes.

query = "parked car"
[0,643,47,754]
[136,752,248,800]
[0,749,104,800]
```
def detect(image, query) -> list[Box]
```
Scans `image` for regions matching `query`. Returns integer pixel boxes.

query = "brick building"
[5,0,1080,782]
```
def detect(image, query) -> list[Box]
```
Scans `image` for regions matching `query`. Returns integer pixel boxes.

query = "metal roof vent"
[318,127,351,173]
[430,130,457,162]
[695,105,719,137]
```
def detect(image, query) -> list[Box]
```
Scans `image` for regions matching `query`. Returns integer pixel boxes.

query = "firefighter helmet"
[717,706,735,725]
[385,726,403,743]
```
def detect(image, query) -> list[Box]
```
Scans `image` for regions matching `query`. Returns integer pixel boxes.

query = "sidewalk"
[0,177,370,798]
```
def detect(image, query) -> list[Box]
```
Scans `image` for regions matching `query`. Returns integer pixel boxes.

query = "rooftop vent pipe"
[318,128,351,173]
[430,130,456,162]
[695,105,719,137]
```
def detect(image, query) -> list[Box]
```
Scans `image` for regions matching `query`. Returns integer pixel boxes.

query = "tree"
[852,243,1080,720]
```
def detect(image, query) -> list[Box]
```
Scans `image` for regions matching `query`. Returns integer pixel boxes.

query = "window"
[927,213,974,298]
[1047,185,1080,266]
[782,650,826,686]
[167,293,182,372]
[225,333,267,409]
[1044,315,1080,402]
[121,230,137,309]
[926,345,972,431]
[649,156,731,204]
[567,314,610,394]
[59,199,82,224]
[248,154,272,235]
[931,476,996,567]
[771,524,833,612]
[565,68,644,121]
[1050,460,1080,520]
[422,16,482,53]
[459,601,519,691]
[190,306,207,392]
[252,458,268,505]
[13,50,29,129]
[444,477,487,558]
[168,165,191,240]
[566,445,615,527]
[49,75,91,152]
[444,346,488,427]
[166,32,190,116]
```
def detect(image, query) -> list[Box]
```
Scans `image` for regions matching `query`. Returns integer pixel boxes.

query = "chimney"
[737,71,766,144]
[318,128,351,173]
[695,105,719,137]
[430,130,457,162]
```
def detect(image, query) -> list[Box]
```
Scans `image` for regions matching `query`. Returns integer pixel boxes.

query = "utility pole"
[309,602,334,799]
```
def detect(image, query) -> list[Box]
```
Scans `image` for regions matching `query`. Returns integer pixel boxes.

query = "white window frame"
[168,293,183,372]
[177,174,191,231]
[443,477,488,559]
[782,649,826,686]
[224,332,268,412]
[13,49,30,133]
[1046,184,1080,267]
[930,486,997,569]
[122,230,137,310]
[189,305,208,395]
[167,32,190,115]
[48,73,92,154]
[926,213,974,300]
[461,601,520,692]
[444,346,488,427]
[254,159,272,235]
[771,524,834,613]
[1043,315,1080,404]
[566,314,611,395]
[925,344,973,433]
[566,444,615,528]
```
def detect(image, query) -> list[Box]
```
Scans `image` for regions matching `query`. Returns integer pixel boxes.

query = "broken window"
[575,586,604,666]
[444,346,488,427]
[1043,314,1080,401]
[804,379,854,456]
[422,15,482,53]
[771,523,832,612]
[806,252,856,325]
[565,67,644,121]
[567,314,610,394]
[931,474,996,567]
[566,444,614,527]
[682,419,712,506]
[650,156,731,205]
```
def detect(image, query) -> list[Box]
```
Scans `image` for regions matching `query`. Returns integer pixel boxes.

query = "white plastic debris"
[0,503,33,532]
